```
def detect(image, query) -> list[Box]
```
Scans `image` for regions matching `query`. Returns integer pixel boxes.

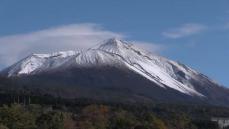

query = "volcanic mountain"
[1,38,229,105]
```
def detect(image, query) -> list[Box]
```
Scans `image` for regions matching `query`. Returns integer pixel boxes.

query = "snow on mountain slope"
[5,51,79,76]
[2,38,211,97]
[93,39,204,96]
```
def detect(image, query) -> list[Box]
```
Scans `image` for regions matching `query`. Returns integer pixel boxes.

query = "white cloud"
[0,23,162,68]
[162,23,207,39]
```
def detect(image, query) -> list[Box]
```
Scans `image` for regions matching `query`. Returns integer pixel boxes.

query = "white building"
[212,117,229,129]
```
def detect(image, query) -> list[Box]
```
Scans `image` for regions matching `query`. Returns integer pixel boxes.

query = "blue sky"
[0,0,228,86]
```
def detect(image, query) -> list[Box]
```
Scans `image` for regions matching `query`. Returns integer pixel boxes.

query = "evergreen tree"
[0,104,36,129]
[36,111,64,129]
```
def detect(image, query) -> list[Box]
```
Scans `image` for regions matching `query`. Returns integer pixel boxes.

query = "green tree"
[163,112,199,129]
[36,111,64,129]
[142,113,167,129]
[0,104,36,129]
[110,110,138,129]
[193,120,219,129]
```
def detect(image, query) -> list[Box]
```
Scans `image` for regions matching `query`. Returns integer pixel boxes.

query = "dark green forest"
[0,102,225,129]
[0,92,229,129]
[0,76,229,129]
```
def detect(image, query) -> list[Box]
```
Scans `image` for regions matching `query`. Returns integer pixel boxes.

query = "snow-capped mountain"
[1,38,229,105]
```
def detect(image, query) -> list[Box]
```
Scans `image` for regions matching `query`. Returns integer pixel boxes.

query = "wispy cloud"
[226,10,229,14]
[0,23,123,66]
[162,23,207,39]
[0,23,162,68]
[224,22,229,29]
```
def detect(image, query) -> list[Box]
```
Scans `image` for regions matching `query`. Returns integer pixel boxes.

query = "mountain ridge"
[1,38,229,106]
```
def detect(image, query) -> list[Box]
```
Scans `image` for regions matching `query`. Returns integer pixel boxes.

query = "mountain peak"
[1,39,228,106]
[92,38,131,55]
[2,38,224,98]
[100,38,126,48]
[104,38,123,45]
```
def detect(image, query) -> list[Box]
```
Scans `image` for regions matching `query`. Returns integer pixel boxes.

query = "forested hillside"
[0,76,229,129]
